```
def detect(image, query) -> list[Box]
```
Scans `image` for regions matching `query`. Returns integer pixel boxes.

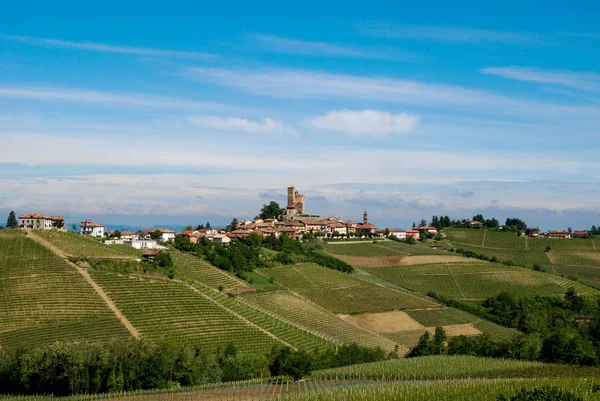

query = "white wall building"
[388,229,408,240]
[125,240,166,250]
[80,219,105,237]
[18,213,66,231]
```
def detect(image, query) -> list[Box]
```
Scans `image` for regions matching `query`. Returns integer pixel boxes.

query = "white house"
[155,228,175,242]
[125,240,166,250]
[388,229,408,240]
[211,234,231,245]
[18,213,66,231]
[80,219,105,237]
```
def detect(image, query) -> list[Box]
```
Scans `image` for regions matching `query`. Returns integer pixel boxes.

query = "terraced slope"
[89,271,281,353]
[33,230,140,258]
[170,249,248,290]
[361,261,596,299]
[445,228,600,289]
[243,291,400,353]
[0,231,131,348]
[260,263,437,314]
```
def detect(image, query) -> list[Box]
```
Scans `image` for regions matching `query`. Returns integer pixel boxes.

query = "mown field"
[33,230,141,258]
[445,228,600,289]
[0,230,131,348]
[260,263,437,314]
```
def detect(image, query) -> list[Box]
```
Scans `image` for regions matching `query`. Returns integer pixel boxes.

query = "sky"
[1,1,599,230]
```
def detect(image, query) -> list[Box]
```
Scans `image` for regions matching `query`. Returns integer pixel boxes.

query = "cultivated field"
[361,261,596,299]
[445,228,600,288]
[32,230,141,258]
[260,263,437,314]
[242,291,399,352]
[170,249,248,290]
[89,271,281,353]
[0,230,131,348]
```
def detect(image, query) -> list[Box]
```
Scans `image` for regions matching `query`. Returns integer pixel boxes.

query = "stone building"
[284,186,306,217]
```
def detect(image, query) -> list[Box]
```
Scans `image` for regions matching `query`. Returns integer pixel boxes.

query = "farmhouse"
[388,229,408,240]
[573,231,589,238]
[18,213,66,231]
[414,225,439,235]
[526,227,541,237]
[120,230,137,241]
[463,220,484,228]
[80,219,105,237]
[548,230,571,239]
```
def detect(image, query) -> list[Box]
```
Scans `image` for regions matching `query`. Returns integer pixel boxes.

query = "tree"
[150,230,162,240]
[473,214,485,223]
[184,225,193,230]
[206,222,211,229]
[228,218,239,232]
[258,201,283,220]
[419,219,427,227]
[6,211,17,228]
[485,218,500,229]
[70,224,77,232]
[433,326,447,355]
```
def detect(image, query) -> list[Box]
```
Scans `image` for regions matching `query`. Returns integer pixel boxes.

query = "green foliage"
[257,201,283,220]
[6,211,17,229]
[150,229,162,240]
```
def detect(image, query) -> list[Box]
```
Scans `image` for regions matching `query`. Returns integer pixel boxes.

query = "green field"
[445,228,600,289]
[242,291,399,352]
[0,231,131,348]
[361,261,596,299]
[324,242,403,257]
[89,271,281,353]
[169,249,248,289]
[261,263,437,314]
[33,230,141,258]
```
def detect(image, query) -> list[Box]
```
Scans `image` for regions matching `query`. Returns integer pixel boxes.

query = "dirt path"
[593,240,597,251]
[447,263,467,299]
[546,251,557,274]
[481,230,487,247]
[525,237,529,250]
[27,232,141,338]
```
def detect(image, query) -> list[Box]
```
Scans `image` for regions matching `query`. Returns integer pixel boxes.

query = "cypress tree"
[6,211,17,229]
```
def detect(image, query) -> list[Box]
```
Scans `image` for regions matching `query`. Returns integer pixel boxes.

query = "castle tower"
[363,210,368,225]
[287,186,296,209]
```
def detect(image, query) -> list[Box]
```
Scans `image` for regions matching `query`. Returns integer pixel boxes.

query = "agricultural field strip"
[170,250,248,289]
[241,291,399,352]
[0,234,131,347]
[89,271,280,353]
[27,232,140,337]
[32,230,140,258]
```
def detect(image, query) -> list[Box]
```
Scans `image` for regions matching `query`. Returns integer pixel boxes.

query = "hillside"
[445,228,600,288]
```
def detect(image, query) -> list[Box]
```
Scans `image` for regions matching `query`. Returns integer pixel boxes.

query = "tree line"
[420,289,600,366]
[0,339,389,396]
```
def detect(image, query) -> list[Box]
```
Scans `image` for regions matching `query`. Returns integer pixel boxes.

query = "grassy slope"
[445,228,600,289]
[261,263,437,314]
[0,230,131,348]
[34,230,141,258]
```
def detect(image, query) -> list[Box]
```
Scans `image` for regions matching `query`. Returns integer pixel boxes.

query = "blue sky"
[1,1,599,230]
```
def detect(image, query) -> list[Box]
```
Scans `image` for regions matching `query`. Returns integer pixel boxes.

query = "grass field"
[361,261,596,299]
[0,230,131,348]
[33,230,141,258]
[89,271,281,353]
[260,263,437,314]
[169,249,248,290]
[243,291,399,352]
[445,228,600,289]
[324,242,403,257]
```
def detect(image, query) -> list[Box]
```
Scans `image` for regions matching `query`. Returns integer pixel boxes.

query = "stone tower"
[285,186,306,217]
[363,210,368,225]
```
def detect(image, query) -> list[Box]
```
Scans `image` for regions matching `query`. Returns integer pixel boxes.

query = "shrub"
[497,386,583,401]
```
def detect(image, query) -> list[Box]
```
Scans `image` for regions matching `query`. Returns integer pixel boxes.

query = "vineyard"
[0,230,131,348]
[445,228,600,288]
[32,230,140,258]
[260,263,437,314]
[242,291,400,353]
[89,271,281,353]
[361,261,597,299]
[169,249,248,290]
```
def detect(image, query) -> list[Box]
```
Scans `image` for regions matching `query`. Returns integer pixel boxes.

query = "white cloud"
[189,115,294,134]
[249,33,421,61]
[481,66,600,91]
[187,67,600,121]
[359,22,544,44]
[1,34,213,58]
[307,110,419,136]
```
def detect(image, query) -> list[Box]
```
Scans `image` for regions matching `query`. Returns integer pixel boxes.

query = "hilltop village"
[8,186,599,250]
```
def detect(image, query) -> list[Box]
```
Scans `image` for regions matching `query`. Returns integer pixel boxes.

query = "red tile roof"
[19,213,64,220]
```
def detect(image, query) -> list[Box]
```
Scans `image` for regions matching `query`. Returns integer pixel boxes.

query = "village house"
[526,227,541,237]
[276,227,299,238]
[573,231,589,238]
[120,230,137,241]
[326,221,347,236]
[284,220,306,234]
[179,230,203,244]
[18,213,66,231]
[127,239,164,250]
[414,225,439,235]
[462,220,484,228]
[302,220,327,234]
[547,230,571,239]
[406,230,420,239]
[345,221,358,234]
[138,228,176,242]
[211,234,231,245]
[80,219,105,237]
[388,229,408,240]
